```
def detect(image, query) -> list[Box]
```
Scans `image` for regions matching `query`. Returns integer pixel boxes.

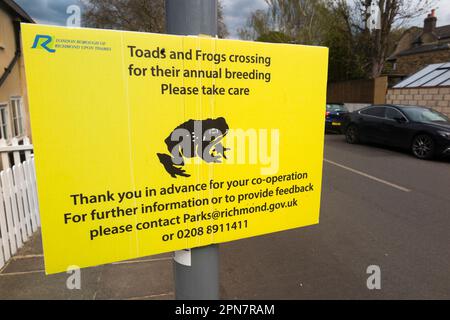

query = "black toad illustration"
[157,117,230,178]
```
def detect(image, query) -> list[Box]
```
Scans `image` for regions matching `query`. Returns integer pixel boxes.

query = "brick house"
[0,0,34,142]
[387,10,450,78]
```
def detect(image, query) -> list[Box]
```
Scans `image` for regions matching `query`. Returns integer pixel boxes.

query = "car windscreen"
[402,107,450,123]
[326,104,347,112]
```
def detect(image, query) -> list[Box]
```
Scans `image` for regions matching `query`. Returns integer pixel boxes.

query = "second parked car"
[343,105,450,159]
[325,103,348,133]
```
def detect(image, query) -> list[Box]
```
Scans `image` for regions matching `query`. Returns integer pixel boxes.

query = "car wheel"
[411,134,435,160]
[345,125,359,144]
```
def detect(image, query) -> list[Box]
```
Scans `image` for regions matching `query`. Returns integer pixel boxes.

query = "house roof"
[394,62,450,88]
[436,25,450,39]
[396,42,450,57]
[388,24,450,61]
[0,0,34,23]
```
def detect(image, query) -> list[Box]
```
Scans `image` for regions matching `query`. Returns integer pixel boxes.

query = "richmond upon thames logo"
[31,35,56,53]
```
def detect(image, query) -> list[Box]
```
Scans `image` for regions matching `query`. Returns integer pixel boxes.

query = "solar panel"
[411,69,447,87]
[422,69,450,87]
[438,62,450,69]
[394,63,444,88]
[394,62,450,88]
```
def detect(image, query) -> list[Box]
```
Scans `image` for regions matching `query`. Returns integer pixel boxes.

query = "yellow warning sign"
[22,24,328,274]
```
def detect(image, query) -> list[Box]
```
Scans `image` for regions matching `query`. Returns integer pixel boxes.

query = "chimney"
[423,9,437,34]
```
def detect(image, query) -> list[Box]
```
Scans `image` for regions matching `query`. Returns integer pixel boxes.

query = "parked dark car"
[325,103,349,133]
[343,105,450,159]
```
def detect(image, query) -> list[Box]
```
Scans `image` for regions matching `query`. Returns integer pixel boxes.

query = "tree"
[217,1,229,39]
[82,0,166,33]
[321,4,368,81]
[239,0,437,80]
[238,0,360,81]
[82,0,229,38]
[330,0,438,78]
[238,9,271,40]
[257,31,293,43]
[238,0,325,44]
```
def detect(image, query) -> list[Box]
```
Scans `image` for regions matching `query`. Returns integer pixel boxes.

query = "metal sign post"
[166,0,218,36]
[165,0,220,300]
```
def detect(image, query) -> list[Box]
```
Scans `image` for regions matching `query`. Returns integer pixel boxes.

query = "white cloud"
[221,0,268,38]
[14,0,450,38]
[221,0,450,39]
[409,2,450,27]
[15,0,81,25]
[436,3,450,25]
[16,0,267,38]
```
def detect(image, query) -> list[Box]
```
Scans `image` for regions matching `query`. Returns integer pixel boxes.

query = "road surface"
[1,134,449,299]
[220,134,450,299]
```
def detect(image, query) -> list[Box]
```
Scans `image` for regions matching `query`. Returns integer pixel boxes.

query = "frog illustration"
[157,117,230,178]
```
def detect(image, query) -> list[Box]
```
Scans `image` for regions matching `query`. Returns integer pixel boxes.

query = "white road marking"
[324,159,412,193]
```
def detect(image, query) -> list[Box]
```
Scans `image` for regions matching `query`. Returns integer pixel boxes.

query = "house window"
[10,97,24,137]
[0,104,8,139]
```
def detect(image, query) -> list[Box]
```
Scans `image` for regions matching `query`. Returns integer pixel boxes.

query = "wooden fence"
[327,76,388,105]
[0,138,40,269]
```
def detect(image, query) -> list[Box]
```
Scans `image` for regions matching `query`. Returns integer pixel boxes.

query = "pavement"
[1,134,449,299]
[0,231,174,300]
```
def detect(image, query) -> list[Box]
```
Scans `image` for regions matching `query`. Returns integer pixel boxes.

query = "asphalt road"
[2,134,449,299]
[220,134,450,299]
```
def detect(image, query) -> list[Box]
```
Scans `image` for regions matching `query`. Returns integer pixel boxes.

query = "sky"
[15,0,81,25]
[14,0,450,39]
[221,0,267,38]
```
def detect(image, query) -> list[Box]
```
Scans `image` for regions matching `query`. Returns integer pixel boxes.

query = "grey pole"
[165,0,220,300]
[166,0,218,37]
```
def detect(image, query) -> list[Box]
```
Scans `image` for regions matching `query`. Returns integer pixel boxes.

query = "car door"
[358,106,386,143]
[381,107,411,147]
